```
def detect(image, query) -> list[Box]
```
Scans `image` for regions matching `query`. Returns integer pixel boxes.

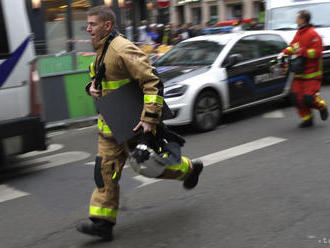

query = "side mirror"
[223,53,243,68]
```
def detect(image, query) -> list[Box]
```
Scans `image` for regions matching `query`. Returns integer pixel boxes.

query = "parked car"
[154,31,293,131]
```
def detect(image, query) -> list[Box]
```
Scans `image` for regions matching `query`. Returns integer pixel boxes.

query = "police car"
[154,31,293,132]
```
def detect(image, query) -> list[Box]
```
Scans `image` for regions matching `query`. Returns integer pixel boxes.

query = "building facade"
[170,0,265,26]
[26,0,148,55]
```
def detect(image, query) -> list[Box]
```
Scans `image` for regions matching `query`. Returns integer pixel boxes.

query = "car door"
[253,34,289,101]
[225,35,264,108]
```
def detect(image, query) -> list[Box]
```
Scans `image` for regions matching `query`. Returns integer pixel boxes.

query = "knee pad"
[303,95,315,108]
[290,93,299,107]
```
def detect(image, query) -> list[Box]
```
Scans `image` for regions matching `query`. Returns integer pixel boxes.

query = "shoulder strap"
[94,30,119,90]
[96,30,119,70]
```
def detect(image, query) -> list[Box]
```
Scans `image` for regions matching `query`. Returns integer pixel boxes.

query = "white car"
[154,31,293,132]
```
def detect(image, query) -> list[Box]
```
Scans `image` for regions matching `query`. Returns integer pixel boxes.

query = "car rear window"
[0,2,9,59]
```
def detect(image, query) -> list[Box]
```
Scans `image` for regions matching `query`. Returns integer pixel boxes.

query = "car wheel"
[192,90,222,132]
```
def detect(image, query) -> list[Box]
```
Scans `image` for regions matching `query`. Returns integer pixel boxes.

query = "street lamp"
[104,0,112,7]
[31,0,41,9]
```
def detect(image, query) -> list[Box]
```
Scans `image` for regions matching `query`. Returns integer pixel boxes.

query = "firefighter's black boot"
[320,107,329,121]
[299,118,314,128]
[76,219,114,241]
[183,159,203,189]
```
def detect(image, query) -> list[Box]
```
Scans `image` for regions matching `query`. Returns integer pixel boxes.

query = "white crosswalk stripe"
[0,185,29,203]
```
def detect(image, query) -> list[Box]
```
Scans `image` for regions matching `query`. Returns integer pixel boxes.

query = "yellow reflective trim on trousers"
[295,70,322,79]
[89,206,118,218]
[302,114,313,121]
[89,62,95,78]
[98,119,112,134]
[315,96,327,106]
[286,46,294,54]
[112,171,117,180]
[307,49,316,59]
[144,95,164,105]
[166,156,190,180]
[101,79,130,90]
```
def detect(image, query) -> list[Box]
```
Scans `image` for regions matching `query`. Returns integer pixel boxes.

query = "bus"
[0,0,46,165]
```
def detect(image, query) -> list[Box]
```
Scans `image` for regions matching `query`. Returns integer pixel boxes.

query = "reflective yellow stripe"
[315,96,327,106]
[166,156,190,180]
[286,46,295,54]
[90,206,118,218]
[307,49,316,59]
[112,171,117,180]
[98,119,112,134]
[295,70,322,79]
[101,79,130,90]
[302,114,313,121]
[144,95,164,105]
[89,62,95,78]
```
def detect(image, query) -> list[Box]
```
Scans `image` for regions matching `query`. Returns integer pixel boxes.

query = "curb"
[45,116,97,131]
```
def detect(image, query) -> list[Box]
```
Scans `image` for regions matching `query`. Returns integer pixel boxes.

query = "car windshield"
[154,40,224,66]
[268,3,330,30]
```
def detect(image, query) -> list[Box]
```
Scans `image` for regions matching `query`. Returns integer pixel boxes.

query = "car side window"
[257,34,287,57]
[0,1,9,59]
[228,35,260,62]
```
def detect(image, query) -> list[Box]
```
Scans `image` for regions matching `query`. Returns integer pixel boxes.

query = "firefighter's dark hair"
[297,10,311,24]
[87,5,116,25]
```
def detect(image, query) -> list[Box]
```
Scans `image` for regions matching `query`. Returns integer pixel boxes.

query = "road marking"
[200,136,286,167]
[47,131,66,138]
[15,151,90,174]
[136,136,286,188]
[133,176,161,188]
[0,185,29,203]
[262,110,285,119]
[17,144,64,159]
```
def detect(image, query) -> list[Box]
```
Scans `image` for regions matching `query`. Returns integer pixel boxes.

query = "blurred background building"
[25,0,265,55]
[170,0,265,26]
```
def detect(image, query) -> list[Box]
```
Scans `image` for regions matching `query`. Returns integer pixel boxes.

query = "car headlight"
[164,85,188,98]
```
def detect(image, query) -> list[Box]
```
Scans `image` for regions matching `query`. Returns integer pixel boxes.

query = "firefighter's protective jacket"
[87,33,164,137]
[283,25,323,80]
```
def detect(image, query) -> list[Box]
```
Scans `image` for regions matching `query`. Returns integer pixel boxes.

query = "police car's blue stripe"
[228,75,285,93]
[0,36,30,88]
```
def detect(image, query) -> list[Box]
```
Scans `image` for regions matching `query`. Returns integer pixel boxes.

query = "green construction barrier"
[63,72,97,118]
[77,55,95,70]
[39,55,74,76]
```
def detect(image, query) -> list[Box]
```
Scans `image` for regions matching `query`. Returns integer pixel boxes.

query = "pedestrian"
[76,6,204,241]
[280,10,328,128]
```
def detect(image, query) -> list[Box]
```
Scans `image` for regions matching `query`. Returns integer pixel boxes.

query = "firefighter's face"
[87,15,113,45]
[296,14,305,27]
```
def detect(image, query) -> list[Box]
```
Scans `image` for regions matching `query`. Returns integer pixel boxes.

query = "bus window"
[0,2,9,59]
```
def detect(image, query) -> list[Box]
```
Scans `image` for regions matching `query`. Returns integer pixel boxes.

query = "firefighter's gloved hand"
[277,52,285,63]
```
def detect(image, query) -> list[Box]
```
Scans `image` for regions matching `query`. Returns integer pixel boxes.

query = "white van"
[265,0,330,80]
[0,0,46,164]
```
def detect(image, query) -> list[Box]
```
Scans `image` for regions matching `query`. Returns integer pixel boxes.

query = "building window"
[192,7,201,25]
[0,1,9,59]
[227,3,242,19]
[210,5,218,25]
[43,0,92,54]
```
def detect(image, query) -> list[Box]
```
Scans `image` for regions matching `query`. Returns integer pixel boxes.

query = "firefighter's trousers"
[291,79,327,120]
[88,135,193,224]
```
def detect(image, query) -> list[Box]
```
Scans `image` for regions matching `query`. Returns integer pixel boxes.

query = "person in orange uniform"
[281,10,328,128]
[75,6,203,241]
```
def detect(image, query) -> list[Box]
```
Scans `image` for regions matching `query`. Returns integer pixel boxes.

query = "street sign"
[157,0,170,8]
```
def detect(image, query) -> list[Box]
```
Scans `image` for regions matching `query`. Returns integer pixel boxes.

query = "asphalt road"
[2,86,330,248]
